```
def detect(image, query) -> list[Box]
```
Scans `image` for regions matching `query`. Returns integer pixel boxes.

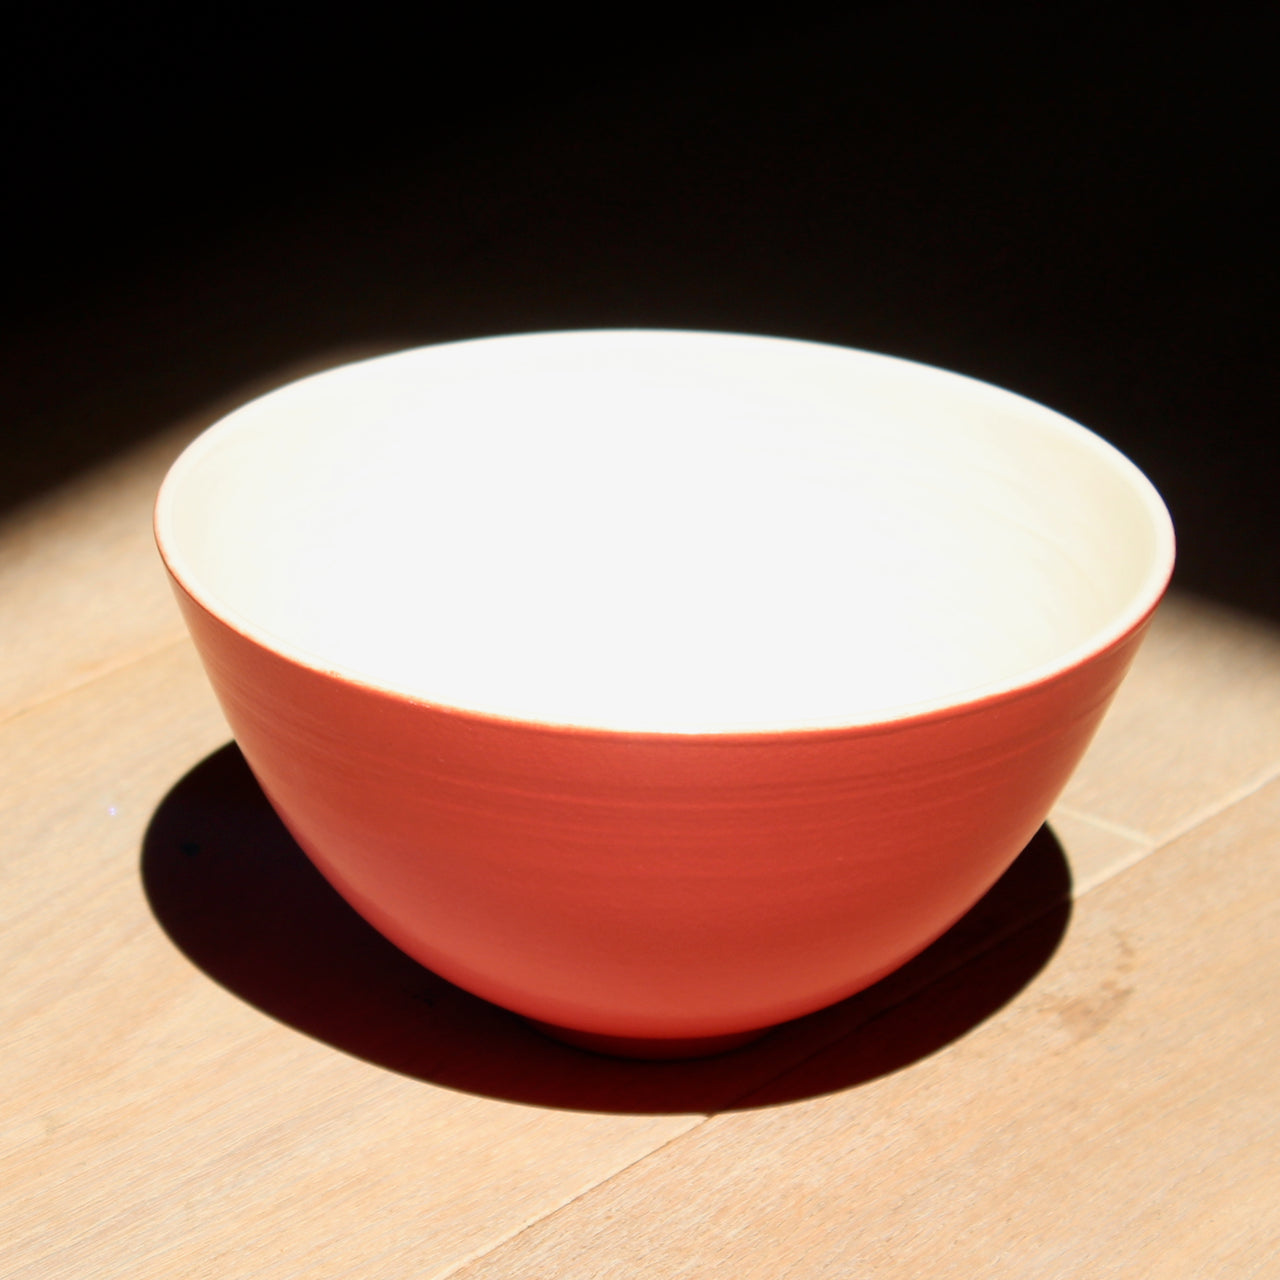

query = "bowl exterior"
[168,575,1157,1043]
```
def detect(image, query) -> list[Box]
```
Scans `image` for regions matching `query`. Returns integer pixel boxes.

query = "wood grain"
[0,645,708,1279]
[449,778,1280,1280]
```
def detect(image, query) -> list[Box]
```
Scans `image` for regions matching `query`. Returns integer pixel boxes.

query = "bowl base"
[525,1018,773,1059]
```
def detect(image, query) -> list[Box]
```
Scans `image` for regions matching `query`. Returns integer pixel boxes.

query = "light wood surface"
[4,361,1279,1278]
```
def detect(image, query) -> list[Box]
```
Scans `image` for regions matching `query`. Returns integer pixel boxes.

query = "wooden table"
[3,349,1278,1278]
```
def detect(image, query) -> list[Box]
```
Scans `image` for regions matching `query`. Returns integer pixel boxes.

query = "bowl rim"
[154,328,1177,738]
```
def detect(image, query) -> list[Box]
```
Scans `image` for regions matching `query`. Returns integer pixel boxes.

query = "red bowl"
[155,331,1174,1057]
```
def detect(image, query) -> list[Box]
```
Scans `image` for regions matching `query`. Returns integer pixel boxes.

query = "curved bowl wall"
[169,580,1154,1052]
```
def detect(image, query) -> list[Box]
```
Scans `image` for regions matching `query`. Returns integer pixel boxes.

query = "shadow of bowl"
[142,743,1072,1114]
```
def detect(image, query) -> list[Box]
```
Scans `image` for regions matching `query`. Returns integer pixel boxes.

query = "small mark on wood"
[1051,979,1134,1042]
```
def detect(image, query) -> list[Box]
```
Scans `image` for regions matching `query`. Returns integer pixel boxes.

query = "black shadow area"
[142,744,1071,1114]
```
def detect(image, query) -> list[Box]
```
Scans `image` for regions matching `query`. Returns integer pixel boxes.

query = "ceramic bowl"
[155,330,1174,1057]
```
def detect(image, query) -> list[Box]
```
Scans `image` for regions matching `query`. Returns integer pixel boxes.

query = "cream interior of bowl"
[157,331,1174,733]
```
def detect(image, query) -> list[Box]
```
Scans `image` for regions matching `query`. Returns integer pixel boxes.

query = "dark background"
[5,3,1275,616]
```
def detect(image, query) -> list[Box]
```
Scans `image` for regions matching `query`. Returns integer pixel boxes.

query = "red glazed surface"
[168,577,1153,1048]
